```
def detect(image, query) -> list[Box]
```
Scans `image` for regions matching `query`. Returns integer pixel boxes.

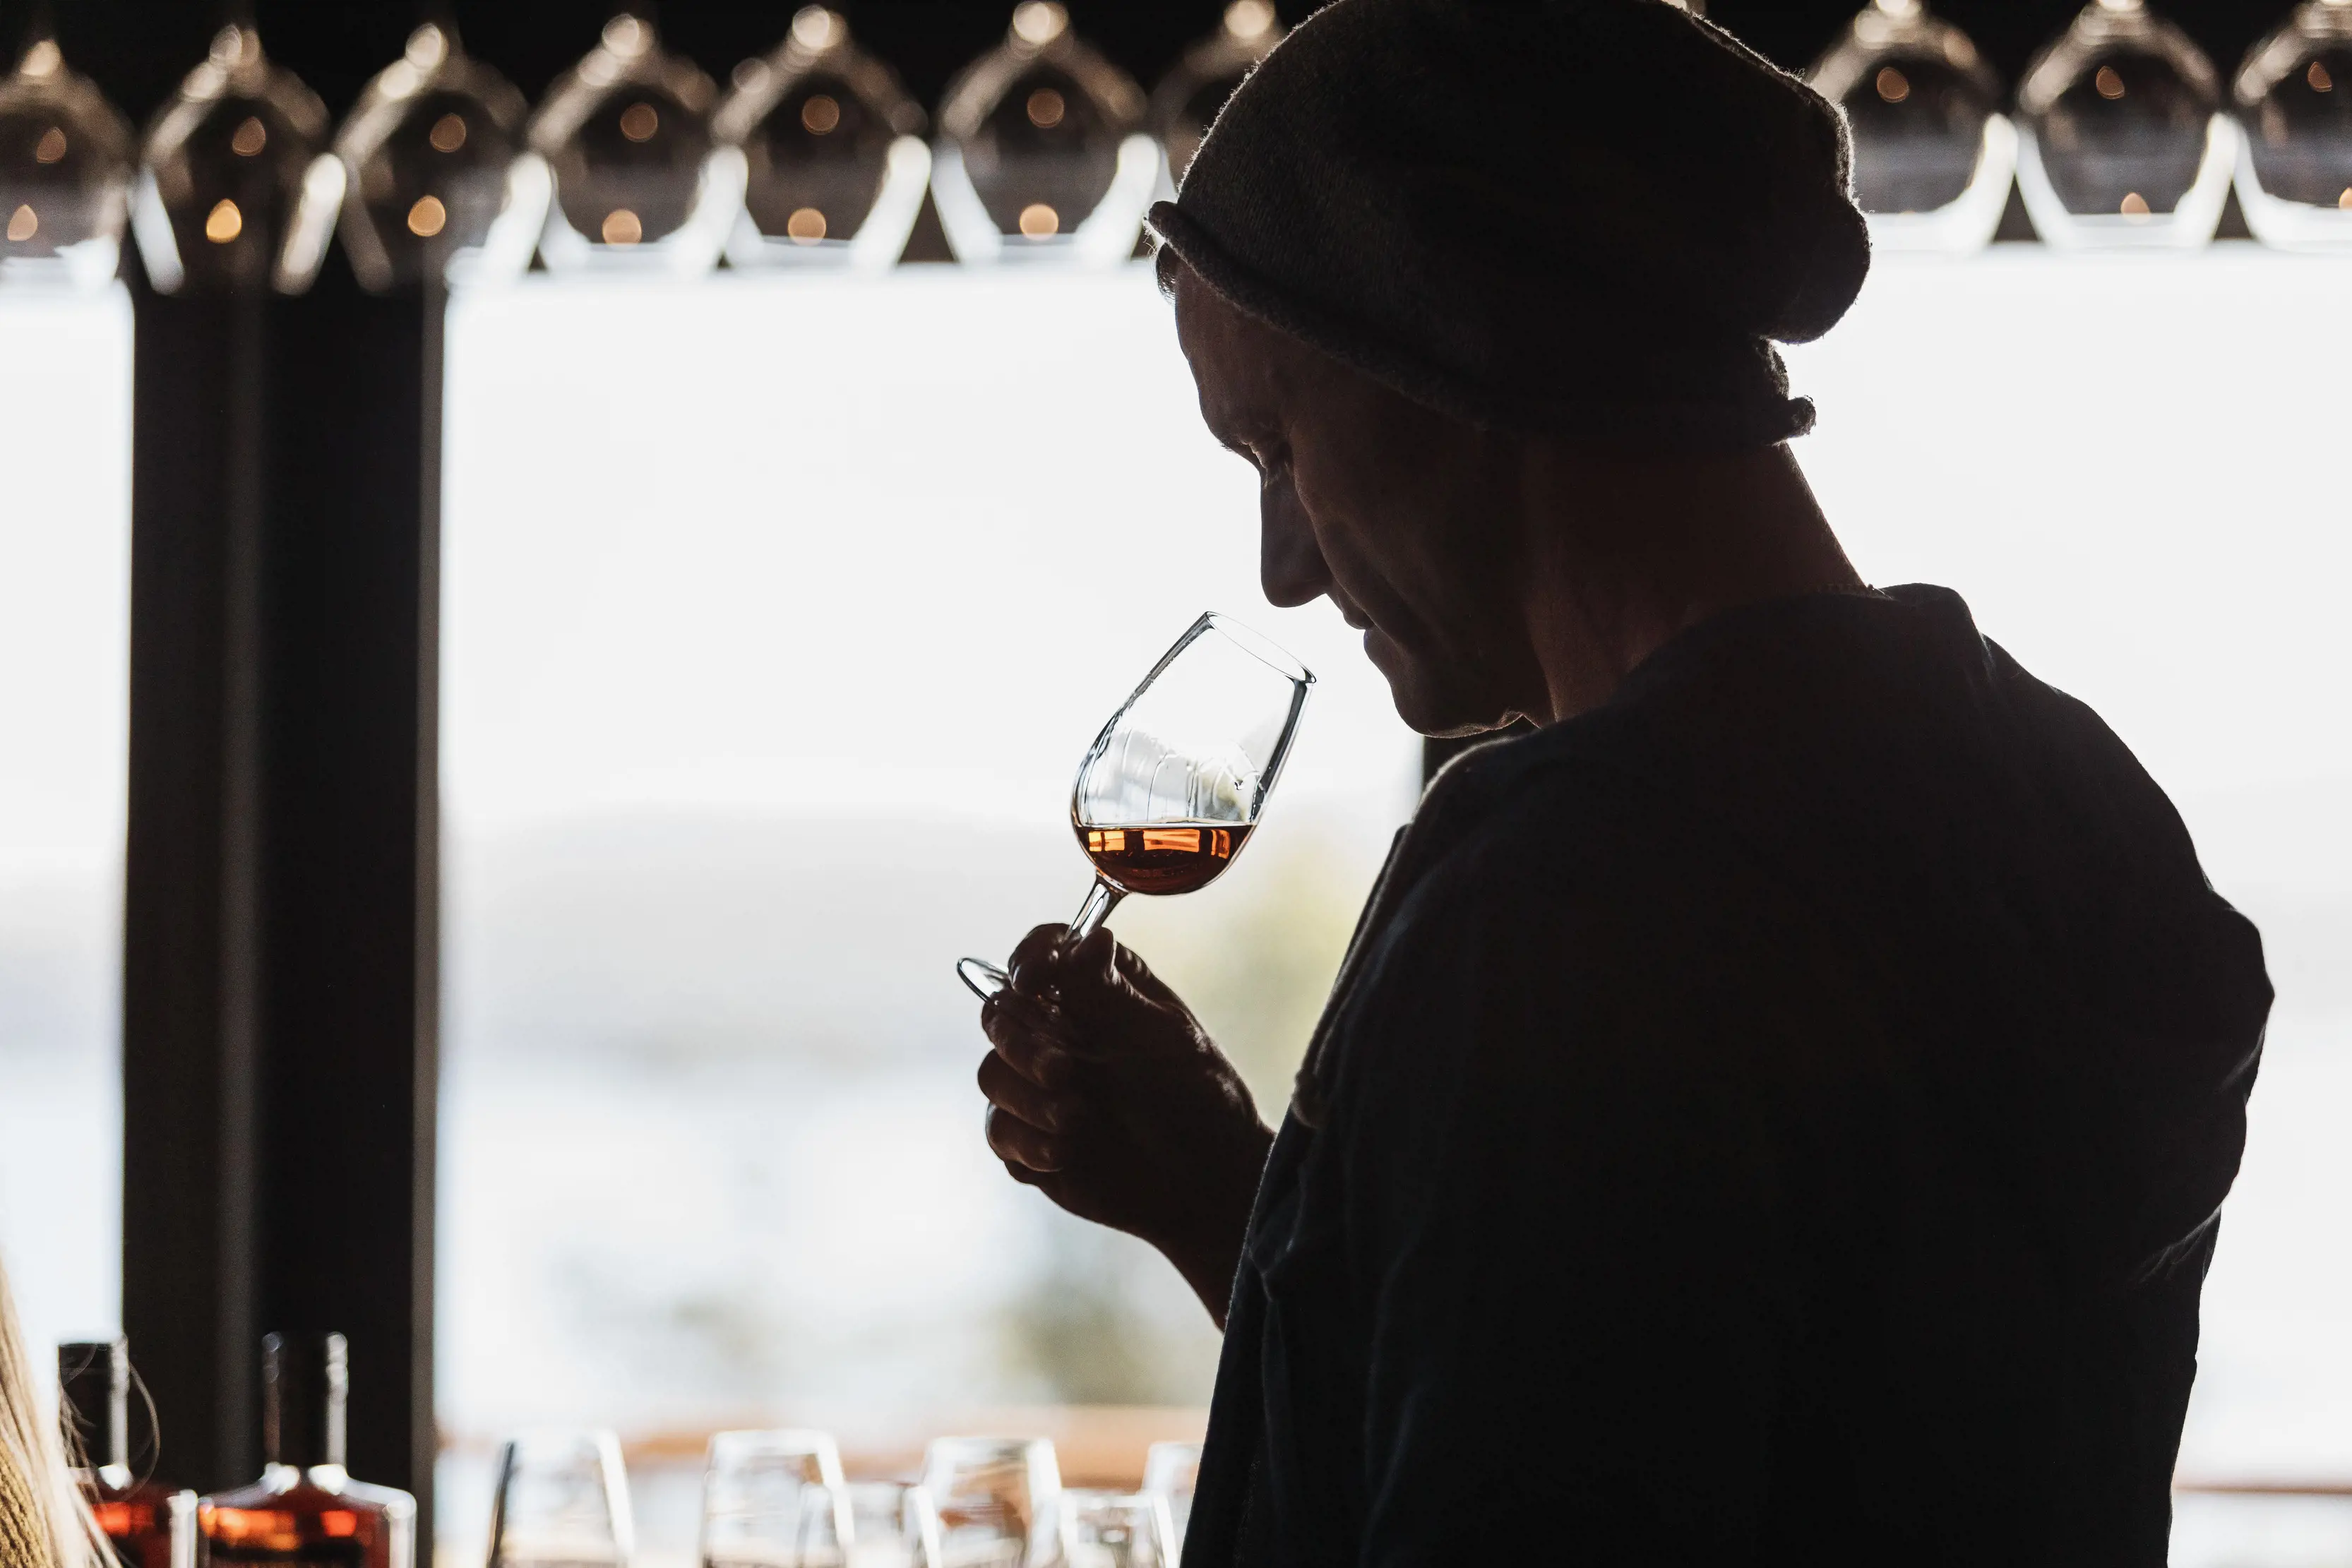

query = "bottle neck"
[261,1335,348,1470]
[57,1341,129,1473]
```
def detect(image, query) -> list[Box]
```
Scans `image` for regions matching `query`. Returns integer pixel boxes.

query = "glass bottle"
[2232,0,2352,249]
[714,6,931,271]
[59,1339,196,1568]
[931,2,1157,267]
[335,20,538,292]
[0,34,134,289]
[198,1333,416,1568]
[2014,0,2235,249]
[131,21,342,294]
[528,13,736,278]
[1148,1,1286,191]
[1809,0,2014,254]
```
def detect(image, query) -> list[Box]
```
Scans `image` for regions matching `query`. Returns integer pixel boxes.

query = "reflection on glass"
[2233,0,2352,249]
[715,7,931,271]
[486,1430,635,1568]
[931,3,1157,266]
[1059,1492,1171,1568]
[530,14,739,277]
[131,24,340,294]
[2015,0,2235,249]
[1136,1443,1197,1562]
[0,35,133,289]
[917,1437,1061,1568]
[699,1430,849,1568]
[957,612,1313,1000]
[335,23,535,292]
[1809,0,2014,254]
[1148,1,1284,190]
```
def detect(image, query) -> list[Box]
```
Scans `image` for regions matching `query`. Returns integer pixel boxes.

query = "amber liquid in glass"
[201,1468,414,1568]
[1077,822,1250,895]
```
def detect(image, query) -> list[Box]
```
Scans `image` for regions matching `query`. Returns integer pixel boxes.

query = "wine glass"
[844,1482,942,1568]
[917,1437,1061,1568]
[1061,1490,1174,1568]
[486,1429,635,1568]
[956,611,1313,1000]
[699,1430,851,1568]
[1137,1442,1199,1559]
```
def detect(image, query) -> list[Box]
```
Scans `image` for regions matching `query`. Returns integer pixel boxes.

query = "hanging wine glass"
[132,21,342,294]
[2233,0,2352,249]
[2014,0,2235,249]
[957,613,1313,1001]
[0,34,134,290]
[931,3,1158,267]
[715,6,931,271]
[335,21,538,292]
[1148,1,1285,192]
[1809,0,2014,254]
[529,13,739,277]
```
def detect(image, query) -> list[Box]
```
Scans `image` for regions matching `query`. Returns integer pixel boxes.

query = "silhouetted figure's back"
[1187,587,2270,1567]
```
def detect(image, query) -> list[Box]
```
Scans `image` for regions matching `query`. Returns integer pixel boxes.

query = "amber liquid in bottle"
[1077,822,1251,895]
[200,1334,415,1568]
[61,1339,195,1568]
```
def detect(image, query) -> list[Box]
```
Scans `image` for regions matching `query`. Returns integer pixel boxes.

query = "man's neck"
[1517,443,1860,724]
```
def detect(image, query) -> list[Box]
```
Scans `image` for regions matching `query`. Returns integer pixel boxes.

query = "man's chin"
[1366,634,1516,738]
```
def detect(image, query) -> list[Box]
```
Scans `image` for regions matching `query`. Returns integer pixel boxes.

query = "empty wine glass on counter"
[1061,1492,1172,1568]
[931,2,1157,265]
[487,1430,635,1568]
[2014,0,2235,248]
[918,1437,1061,1568]
[700,1430,852,1568]
[715,6,931,270]
[1809,0,2014,254]
[844,1483,942,1568]
[2233,0,2352,249]
[1138,1442,1198,1560]
[955,612,1313,1001]
[0,33,134,289]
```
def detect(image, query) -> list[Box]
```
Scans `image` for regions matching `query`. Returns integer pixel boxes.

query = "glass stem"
[1066,875,1125,948]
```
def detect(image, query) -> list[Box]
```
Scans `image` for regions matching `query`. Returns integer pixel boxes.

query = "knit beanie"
[1146,0,1871,450]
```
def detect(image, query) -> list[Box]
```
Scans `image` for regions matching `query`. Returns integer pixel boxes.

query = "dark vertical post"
[119,256,438,1533]
[255,269,438,1536]
[121,277,269,1495]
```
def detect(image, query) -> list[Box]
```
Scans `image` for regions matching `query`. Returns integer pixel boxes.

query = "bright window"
[434,249,2348,1567]
[0,287,132,1359]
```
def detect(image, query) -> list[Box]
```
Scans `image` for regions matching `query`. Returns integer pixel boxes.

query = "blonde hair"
[0,1251,97,1568]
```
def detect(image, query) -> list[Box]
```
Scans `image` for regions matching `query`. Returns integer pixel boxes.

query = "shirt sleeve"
[1329,825,1805,1567]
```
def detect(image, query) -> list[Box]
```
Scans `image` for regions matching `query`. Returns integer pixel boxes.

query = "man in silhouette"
[974,1,2270,1562]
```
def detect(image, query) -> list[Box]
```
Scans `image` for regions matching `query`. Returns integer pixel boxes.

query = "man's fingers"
[984,1103,1066,1173]
[1006,923,1075,995]
[1113,942,1183,1009]
[981,993,1079,1085]
[979,1050,1075,1135]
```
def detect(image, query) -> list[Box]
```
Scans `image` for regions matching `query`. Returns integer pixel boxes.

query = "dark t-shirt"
[1183,586,2271,1568]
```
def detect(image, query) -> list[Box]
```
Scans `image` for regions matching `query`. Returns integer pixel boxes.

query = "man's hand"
[979,922,1275,1327]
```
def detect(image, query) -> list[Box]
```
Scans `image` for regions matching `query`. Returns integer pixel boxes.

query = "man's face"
[1171,266,1541,736]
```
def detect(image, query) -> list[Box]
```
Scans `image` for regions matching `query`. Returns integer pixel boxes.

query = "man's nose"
[1260,486,1330,610]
